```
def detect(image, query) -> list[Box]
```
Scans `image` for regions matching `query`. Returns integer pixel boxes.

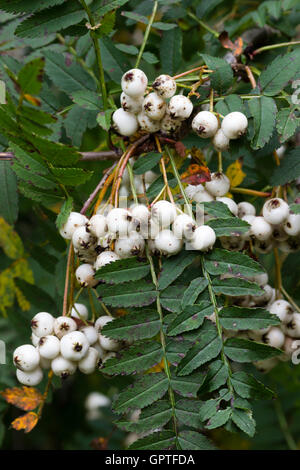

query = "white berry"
[121,68,148,97]
[154,229,183,255]
[152,74,176,98]
[137,110,161,133]
[120,92,143,114]
[283,212,300,237]
[262,198,289,225]
[168,95,193,119]
[268,299,293,323]
[60,331,89,361]
[16,367,43,386]
[13,345,40,372]
[221,111,248,139]
[190,225,216,251]
[94,251,120,270]
[54,316,77,339]
[94,315,113,334]
[114,231,145,258]
[72,225,95,250]
[51,355,77,378]
[237,201,256,218]
[59,212,88,239]
[78,347,99,374]
[250,216,272,241]
[173,214,196,240]
[71,303,89,320]
[216,197,238,216]
[192,111,219,138]
[87,215,107,238]
[151,200,177,229]
[143,92,166,121]
[112,108,138,137]
[107,208,131,237]
[212,129,230,151]
[80,326,98,345]
[38,335,60,360]
[76,263,97,287]
[31,312,54,338]
[205,172,230,197]
[99,334,120,352]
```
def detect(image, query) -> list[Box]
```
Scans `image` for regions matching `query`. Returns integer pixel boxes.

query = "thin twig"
[80,162,117,215]
[135,1,158,68]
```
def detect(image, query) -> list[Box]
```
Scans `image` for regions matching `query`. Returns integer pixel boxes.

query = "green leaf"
[203,201,234,219]
[206,408,232,429]
[160,285,188,313]
[177,320,222,376]
[201,54,234,94]
[18,58,44,95]
[170,372,206,398]
[51,168,93,186]
[71,90,102,110]
[98,280,157,307]
[175,399,202,429]
[271,148,300,185]
[224,337,281,362]
[100,37,132,83]
[219,306,280,330]
[15,279,56,312]
[94,11,116,38]
[212,277,263,296]
[18,183,63,207]
[91,0,129,16]
[231,408,256,437]
[215,95,245,116]
[56,197,73,231]
[12,162,56,190]
[231,371,274,399]
[276,108,300,143]
[0,161,18,225]
[199,360,228,394]
[116,400,172,433]
[181,277,208,308]
[96,109,114,131]
[167,302,213,336]
[102,341,163,375]
[15,2,86,38]
[22,133,80,167]
[64,105,97,147]
[128,431,176,450]
[160,27,182,76]
[0,0,65,14]
[133,152,162,175]
[113,373,169,413]
[178,431,216,450]
[95,257,150,283]
[204,248,264,277]
[290,203,300,214]
[248,96,277,149]
[101,310,160,341]
[159,251,198,291]
[206,217,250,236]
[44,51,96,94]
[259,50,300,96]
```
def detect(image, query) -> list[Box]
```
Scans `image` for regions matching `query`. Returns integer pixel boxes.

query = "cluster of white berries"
[221,272,300,372]
[13,309,124,386]
[59,205,217,288]
[112,68,193,136]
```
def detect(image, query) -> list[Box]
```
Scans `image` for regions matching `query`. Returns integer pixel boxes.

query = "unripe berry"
[173,214,196,240]
[237,201,256,219]
[262,198,289,225]
[16,367,43,386]
[151,200,177,229]
[75,263,97,287]
[94,315,113,334]
[268,299,293,323]
[216,197,238,216]
[54,316,77,339]
[60,331,89,361]
[168,95,193,119]
[137,110,161,133]
[51,355,77,378]
[205,172,230,197]
[38,335,60,360]
[72,225,95,250]
[221,111,248,139]
[121,68,148,97]
[152,74,176,98]
[87,214,107,238]
[250,216,272,241]
[13,345,40,372]
[120,91,143,114]
[112,108,138,137]
[31,312,54,338]
[114,231,145,258]
[212,129,230,151]
[94,251,120,270]
[71,303,89,320]
[190,225,216,251]
[154,229,183,255]
[143,92,166,121]
[283,212,300,237]
[192,111,219,138]
[80,326,98,345]
[107,208,131,237]
[78,347,99,374]
[59,212,88,239]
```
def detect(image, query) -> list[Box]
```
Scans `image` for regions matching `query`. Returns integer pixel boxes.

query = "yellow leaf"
[15,286,31,311]
[0,217,24,259]
[24,94,41,106]
[1,386,43,411]
[11,411,39,433]
[226,159,246,188]
[0,259,34,316]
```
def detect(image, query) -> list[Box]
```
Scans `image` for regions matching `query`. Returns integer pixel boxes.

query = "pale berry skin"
[152,74,176,99]
[87,215,107,238]
[212,128,230,151]
[114,231,145,258]
[186,184,214,203]
[85,392,111,410]
[173,214,196,240]
[253,238,274,254]
[205,172,230,197]
[54,316,77,339]
[282,313,300,338]
[268,299,293,323]
[154,229,183,255]
[112,108,139,137]
[130,204,150,226]
[250,272,269,287]
[160,114,182,134]
[31,312,54,338]
[92,342,106,360]
[283,212,300,237]
[168,95,193,119]
[216,197,238,216]
[51,355,77,378]
[107,208,131,237]
[251,284,273,306]
[221,111,248,139]
[139,219,160,240]
[250,216,272,241]
[151,201,177,229]
[72,225,95,250]
[76,263,97,287]
[278,237,300,253]
[121,68,148,97]
[38,335,60,360]
[137,110,161,133]
[99,334,121,352]
[59,212,88,239]
[80,326,98,346]
[190,225,216,251]
[94,316,113,334]
[71,303,89,320]
[192,111,219,138]
[120,92,143,114]
[31,333,39,347]
[60,331,89,361]
[40,356,52,370]
[262,198,289,225]
[78,347,99,374]
[13,344,40,372]
[16,367,43,386]
[144,170,158,185]
[102,351,117,364]
[271,225,289,242]
[143,92,166,121]
[237,201,256,219]
[94,251,120,270]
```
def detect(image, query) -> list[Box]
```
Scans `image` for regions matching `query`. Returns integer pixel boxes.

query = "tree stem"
[135,1,158,68]
[187,10,219,37]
